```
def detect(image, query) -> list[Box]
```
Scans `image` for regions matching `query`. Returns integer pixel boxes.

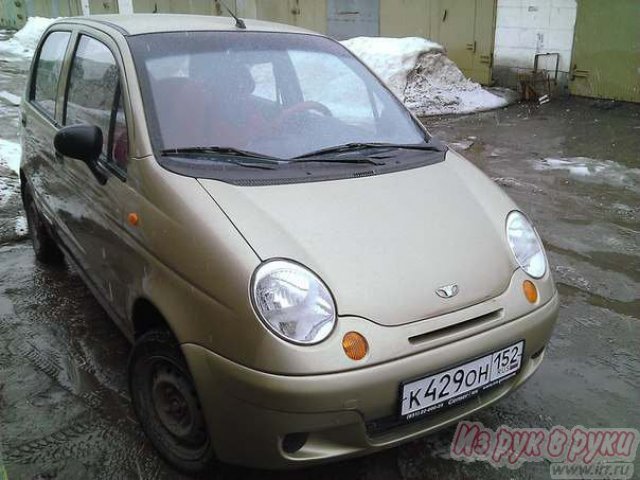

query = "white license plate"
[400,340,524,420]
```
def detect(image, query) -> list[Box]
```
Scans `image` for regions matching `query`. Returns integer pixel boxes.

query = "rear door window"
[32,31,71,119]
[249,62,278,102]
[65,35,128,170]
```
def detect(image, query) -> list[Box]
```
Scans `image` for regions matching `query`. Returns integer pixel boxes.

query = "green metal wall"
[88,0,119,14]
[1,0,29,29]
[0,0,323,34]
[380,0,496,85]
[569,0,640,103]
[132,0,222,15]
[0,0,247,24]
[0,0,84,28]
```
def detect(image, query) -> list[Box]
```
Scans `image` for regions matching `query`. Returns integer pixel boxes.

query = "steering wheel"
[275,101,333,129]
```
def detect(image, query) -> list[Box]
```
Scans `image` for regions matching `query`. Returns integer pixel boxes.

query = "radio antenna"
[220,1,246,29]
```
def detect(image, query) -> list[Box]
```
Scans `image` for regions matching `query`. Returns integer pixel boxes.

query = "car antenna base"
[221,1,247,29]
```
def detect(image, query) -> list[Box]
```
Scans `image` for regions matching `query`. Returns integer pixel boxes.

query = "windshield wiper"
[292,141,443,160]
[287,156,386,166]
[161,146,282,164]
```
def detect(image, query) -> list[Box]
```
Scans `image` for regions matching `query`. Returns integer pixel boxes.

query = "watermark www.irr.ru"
[450,421,639,479]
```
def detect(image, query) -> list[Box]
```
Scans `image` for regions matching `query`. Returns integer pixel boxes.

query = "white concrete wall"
[118,0,134,14]
[81,0,91,15]
[494,0,577,86]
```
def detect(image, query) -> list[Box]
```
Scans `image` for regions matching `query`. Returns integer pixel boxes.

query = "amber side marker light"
[523,280,538,303]
[342,331,369,361]
[128,212,139,226]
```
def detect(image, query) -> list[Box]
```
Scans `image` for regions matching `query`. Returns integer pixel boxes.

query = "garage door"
[327,0,379,40]
[569,0,640,103]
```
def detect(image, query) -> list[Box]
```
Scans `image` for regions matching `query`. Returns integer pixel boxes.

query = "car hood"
[198,150,519,326]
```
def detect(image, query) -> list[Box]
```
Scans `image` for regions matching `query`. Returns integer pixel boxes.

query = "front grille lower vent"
[408,308,504,345]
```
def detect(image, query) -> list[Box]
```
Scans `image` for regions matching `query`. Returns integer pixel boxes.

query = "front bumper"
[183,292,559,469]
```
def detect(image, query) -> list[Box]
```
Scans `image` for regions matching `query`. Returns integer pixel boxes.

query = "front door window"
[65,35,128,171]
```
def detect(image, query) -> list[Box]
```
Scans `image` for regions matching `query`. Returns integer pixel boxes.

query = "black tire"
[23,185,64,264]
[129,329,217,474]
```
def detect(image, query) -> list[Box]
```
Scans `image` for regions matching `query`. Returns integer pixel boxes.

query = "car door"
[59,31,133,330]
[21,29,73,232]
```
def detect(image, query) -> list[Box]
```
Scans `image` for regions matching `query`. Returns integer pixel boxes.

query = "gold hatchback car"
[20,13,559,474]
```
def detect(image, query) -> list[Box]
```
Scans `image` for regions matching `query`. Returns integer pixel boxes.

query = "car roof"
[55,14,319,37]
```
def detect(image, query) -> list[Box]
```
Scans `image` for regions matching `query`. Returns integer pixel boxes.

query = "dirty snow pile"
[0,140,21,208]
[0,16,56,58]
[341,37,509,116]
[0,139,21,175]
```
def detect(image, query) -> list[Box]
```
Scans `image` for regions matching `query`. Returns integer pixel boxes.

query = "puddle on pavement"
[0,246,171,480]
[533,156,640,188]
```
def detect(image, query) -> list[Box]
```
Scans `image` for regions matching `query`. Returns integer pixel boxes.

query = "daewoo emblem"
[436,284,460,299]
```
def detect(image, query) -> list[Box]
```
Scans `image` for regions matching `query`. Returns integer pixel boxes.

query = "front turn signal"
[523,280,538,303]
[342,331,369,361]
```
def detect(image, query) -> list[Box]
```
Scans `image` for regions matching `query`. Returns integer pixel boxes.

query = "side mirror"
[54,125,106,183]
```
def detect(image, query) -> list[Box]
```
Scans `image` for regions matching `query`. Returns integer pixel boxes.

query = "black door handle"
[20,116,26,126]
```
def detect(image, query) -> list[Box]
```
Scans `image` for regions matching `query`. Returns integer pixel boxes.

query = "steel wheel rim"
[147,359,208,453]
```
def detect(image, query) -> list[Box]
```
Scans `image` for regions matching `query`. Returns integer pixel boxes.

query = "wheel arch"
[20,169,29,203]
[131,297,178,341]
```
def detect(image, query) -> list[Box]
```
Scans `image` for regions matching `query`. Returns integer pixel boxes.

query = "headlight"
[251,260,336,344]
[506,211,547,278]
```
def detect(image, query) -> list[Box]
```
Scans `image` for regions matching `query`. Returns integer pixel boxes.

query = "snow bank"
[0,91,21,106]
[341,36,510,116]
[0,139,21,175]
[341,37,444,97]
[0,176,19,209]
[0,17,56,58]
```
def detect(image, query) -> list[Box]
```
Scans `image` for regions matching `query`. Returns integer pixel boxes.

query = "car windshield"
[127,32,427,160]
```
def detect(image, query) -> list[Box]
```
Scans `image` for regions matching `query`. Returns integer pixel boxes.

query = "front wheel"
[129,329,217,474]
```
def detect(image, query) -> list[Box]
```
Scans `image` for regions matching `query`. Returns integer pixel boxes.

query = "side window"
[110,90,129,170]
[32,31,71,119]
[288,50,375,130]
[249,63,277,102]
[65,35,128,169]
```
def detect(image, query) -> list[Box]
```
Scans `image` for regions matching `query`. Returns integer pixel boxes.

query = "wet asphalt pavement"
[0,37,639,479]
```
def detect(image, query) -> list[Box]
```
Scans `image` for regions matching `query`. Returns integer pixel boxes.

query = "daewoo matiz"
[20,14,559,474]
